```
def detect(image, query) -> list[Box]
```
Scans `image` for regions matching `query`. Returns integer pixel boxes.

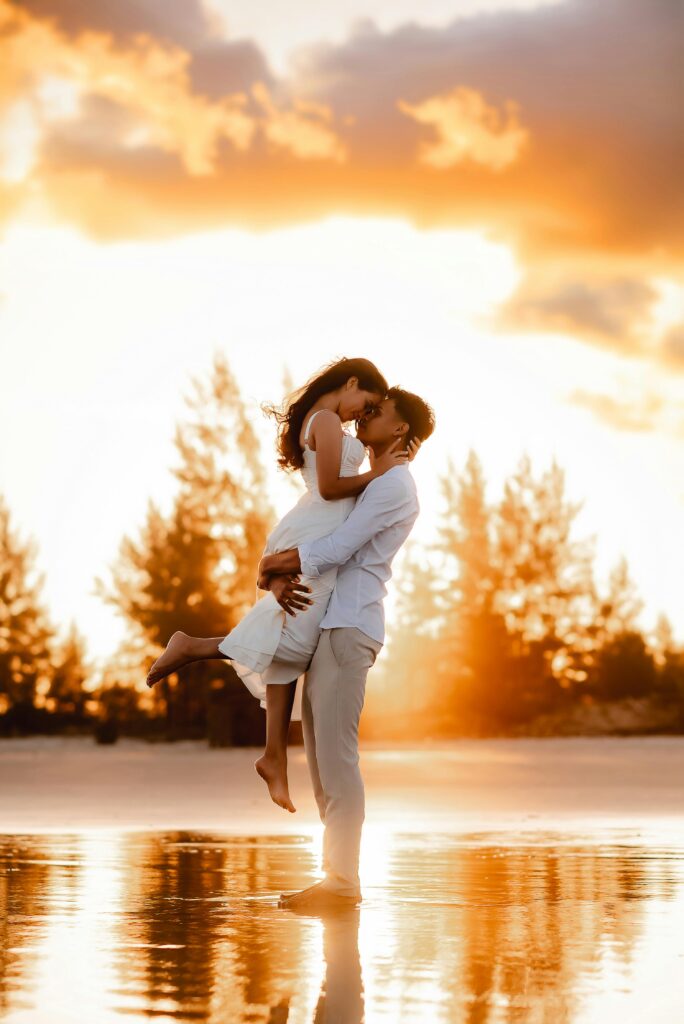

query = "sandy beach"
[3,735,684,1023]
[2,734,683,836]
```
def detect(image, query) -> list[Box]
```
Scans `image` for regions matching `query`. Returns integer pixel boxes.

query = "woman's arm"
[260,470,417,579]
[310,410,408,500]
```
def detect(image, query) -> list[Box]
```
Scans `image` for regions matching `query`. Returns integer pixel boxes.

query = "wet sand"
[2,734,684,834]
[1,737,683,1023]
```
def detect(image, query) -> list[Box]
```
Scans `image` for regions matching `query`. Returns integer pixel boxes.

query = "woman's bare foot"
[146,631,194,688]
[255,754,296,813]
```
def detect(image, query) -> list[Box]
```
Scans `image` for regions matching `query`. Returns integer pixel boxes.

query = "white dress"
[217,410,366,721]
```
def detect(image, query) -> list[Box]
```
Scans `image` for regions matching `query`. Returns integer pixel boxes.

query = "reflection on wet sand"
[1,829,683,1022]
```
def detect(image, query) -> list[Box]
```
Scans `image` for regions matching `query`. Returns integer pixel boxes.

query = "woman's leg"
[146,631,229,688]
[255,681,298,813]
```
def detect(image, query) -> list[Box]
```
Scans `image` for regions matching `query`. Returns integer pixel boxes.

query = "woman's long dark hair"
[263,357,388,472]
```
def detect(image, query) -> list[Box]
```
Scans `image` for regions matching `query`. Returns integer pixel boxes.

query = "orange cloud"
[566,388,684,438]
[0,0,254,178]
[252,81,346,162]
[1,0,681,311]
[489,270,660,354]
[484,265,684,374]
[398,86,528,171]
[0,0,346,183]
[660,324,684,370]
[285,0,681,270]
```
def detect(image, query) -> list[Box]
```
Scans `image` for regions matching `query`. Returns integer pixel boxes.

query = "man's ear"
[395,421,409,438]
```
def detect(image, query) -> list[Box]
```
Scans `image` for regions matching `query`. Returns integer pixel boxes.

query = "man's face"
[356,397,406,446]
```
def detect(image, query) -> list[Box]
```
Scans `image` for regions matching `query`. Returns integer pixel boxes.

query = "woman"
[146,357,417,813]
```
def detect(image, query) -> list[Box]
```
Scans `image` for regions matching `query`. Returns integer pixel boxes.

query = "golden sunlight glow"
[1,2,682,1019]
[0,0,681,752]
[1,213,682,664]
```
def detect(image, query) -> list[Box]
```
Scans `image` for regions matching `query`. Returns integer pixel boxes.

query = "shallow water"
[2,826,683,1023]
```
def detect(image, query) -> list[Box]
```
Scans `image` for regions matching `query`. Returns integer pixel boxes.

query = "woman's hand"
[406,438,421,462]
[270,575,313,616]
[369,437,410,478]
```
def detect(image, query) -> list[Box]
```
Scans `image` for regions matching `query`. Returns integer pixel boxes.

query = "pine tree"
[651,612,675,666]
[591,555,643,643]
[491,453,597,705]
[94,352,275,736]
[432,451,524,726]
[46,620,90,716]
[0,495,54,719]
[649,614,684,714]
[369,540,442,724]
[388,450,605,729]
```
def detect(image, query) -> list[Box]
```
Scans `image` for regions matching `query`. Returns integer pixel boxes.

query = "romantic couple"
[146,357,435,911]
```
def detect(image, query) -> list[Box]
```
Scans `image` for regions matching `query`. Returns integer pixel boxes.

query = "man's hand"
[259,549,302,577]
[257,572,271,591]
[269,574,312,616]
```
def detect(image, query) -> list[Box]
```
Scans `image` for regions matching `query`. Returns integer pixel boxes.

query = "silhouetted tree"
[95,681,146,728]
[433,452,523,725]
[438,452,495,612]
[369,540,442,721]
[0,496,54,723]
[95,352,274,738]
[578,556,647,697]
[90,627,156,734]
[430,451,599,724]
[591,556,643,642]
[492,453,597,701]
[376,447,672,735]
[46,620,90,716]
[591,630,658,700]
[649,613,684,714]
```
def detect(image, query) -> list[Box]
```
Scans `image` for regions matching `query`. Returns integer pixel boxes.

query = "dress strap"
[303,409,324,447]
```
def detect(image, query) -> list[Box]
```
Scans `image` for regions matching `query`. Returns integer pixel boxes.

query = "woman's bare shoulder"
[310,409,342,429]
[304,409,343,450]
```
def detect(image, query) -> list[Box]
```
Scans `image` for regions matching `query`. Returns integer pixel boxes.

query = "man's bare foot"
[278,881,361,912]
[255,754,296,813]
[146,631,194,688]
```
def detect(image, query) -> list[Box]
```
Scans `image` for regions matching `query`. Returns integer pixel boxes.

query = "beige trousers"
[301,626,382,898]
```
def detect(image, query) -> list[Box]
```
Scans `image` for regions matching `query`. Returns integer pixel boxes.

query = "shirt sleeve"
[298,474,415,577]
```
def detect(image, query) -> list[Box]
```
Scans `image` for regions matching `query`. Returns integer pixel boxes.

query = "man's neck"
[369,439,407,459]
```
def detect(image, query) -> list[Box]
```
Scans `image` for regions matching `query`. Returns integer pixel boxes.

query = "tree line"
[1,353,682,741]
[367,452,684,736]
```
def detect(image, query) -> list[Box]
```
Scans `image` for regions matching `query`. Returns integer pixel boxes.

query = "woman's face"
[338,379,385,422]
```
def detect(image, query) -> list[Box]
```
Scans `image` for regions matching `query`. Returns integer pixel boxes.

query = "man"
[260,386,435,912]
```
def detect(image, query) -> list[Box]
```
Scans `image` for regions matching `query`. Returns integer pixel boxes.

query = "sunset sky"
[0,0,682,666]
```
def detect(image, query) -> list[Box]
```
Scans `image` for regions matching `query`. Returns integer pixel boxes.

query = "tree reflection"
[0,831,682,1023]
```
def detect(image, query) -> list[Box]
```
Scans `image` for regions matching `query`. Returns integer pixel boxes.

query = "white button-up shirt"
[298,465,419,645]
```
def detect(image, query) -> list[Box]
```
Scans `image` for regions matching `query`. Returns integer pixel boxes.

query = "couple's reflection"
[284,907,364,1024]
